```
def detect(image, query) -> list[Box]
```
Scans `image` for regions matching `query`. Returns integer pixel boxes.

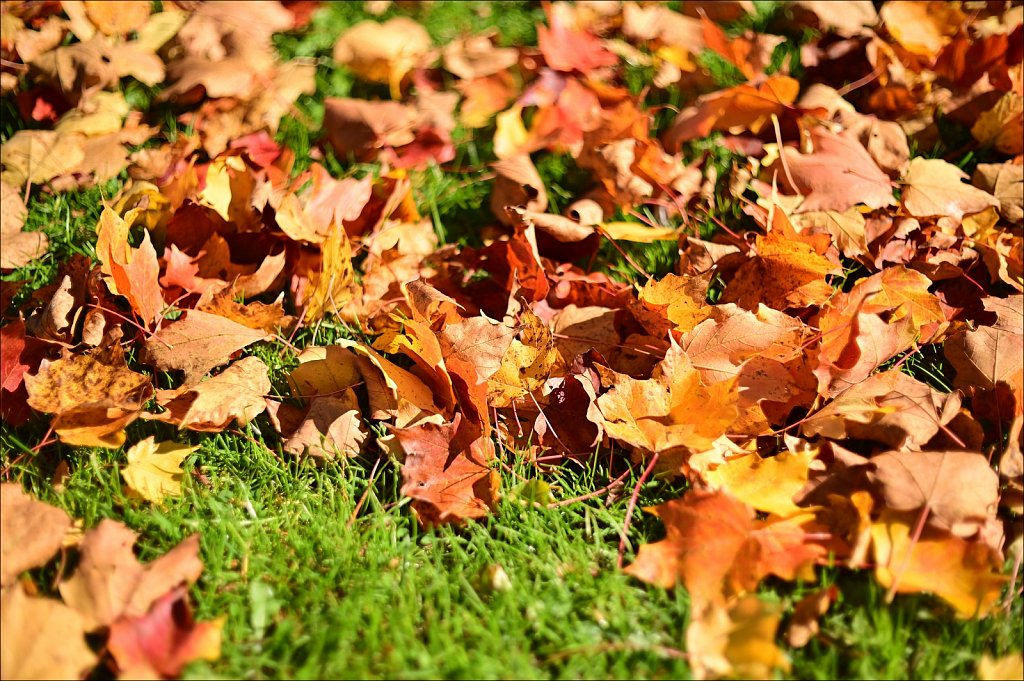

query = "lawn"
[2,2,1022,680]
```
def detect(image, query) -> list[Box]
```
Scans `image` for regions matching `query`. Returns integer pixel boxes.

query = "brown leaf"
[880,1,964,59]
[442,33,518,80]
[786,586,839,648]
[945,295,1023,401]
[802,370,960,450]
[393,413,499,525]
[274,395,367,460]
[973,162,1023,225]
[0,180,48,269]
[24,340,153,448]
[491,154,548,226]
[151,357,271,432]
[1,583,97,681]
[868,450,999,535]
[143,309,273,384]
[0,484,72,586]
[0,129,85,187]
[58,522,203,631]
[108,586,222,679]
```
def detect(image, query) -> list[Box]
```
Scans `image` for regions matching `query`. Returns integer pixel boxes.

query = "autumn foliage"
[1,1,1023,678]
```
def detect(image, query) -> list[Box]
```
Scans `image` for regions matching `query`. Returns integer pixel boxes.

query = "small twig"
[617,452,659,569]
[547,469,630,509]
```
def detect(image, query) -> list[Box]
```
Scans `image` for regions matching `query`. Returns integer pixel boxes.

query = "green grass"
[3,2,1022,679]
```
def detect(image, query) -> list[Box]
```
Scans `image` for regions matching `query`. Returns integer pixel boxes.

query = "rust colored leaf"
[393,413,500,526]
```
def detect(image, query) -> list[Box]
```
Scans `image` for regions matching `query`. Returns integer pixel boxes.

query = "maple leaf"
[24,339,154,448]
[945,296,1023,412]
[271,395,367,460]
[902,158,1000,224]
[0,484,72,586]
[685,595,791,680]
[393,413,500,526]
[780,127,896,212]
[721,208,840,311]
[868,450,999,535]
[151,356,271,432]
[786,586,839,648]
[143,309,273,384]
[627,488,829,607]
[871,510,1007,618]
[121,436,198,505]
[880,1,965,59]
[0,180,48,269]
[537,3,618,74]
[663,76,800,151]
[108,586,223,679]
[333,17,432,97]
[94,206,165,327]
[0,583,97,681]
[58,522,203,630]
[704,447,817,518]
[487,310,557,408]
[597,339,739,459]
[802,370,961,450]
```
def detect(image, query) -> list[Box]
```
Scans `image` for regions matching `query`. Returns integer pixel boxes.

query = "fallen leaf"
[685,595,791,680]
[902,158,1000,224]
[871,510,1006,618]
[121,436,198,504]
[0,583,97,681]
[880,1,964,58]
[537,3,618,74]
[58,523,203,630]
[143,309,273,384]
[0,129,85,187]
[1,180,48,269]
[973,162,1023,225]
[151,357,271,431]
[803,371,960,449]
[487,310,557,407]
[663,76,799,151]
[393,413,499,525]
[722,209,840,311]
[94,206,165,327]
[977,653,1024,681]
[333,17,432,96]
[786,586,839,648]
[868,450,999,535]
[781,127,896,212]
[108,586,222,679]
[25,340,153,448]
[704,447,817,517]
[0,484,72,586]
[597,339,739,458]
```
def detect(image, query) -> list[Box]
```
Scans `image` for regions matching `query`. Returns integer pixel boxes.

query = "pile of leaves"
[1,1,1022,678]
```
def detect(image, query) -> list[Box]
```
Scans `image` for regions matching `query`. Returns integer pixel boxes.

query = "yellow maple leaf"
[121,436,197,504]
